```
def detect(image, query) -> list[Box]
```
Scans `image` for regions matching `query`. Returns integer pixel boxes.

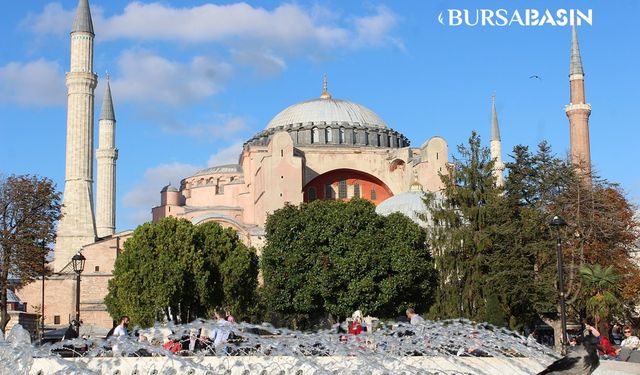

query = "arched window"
[352,129,357,144]
[338,179,347,199]
[370,188,377,200]
[324,184,334,199]
[364,132,369,145]
[339,128,345,144]
[312,127,319,143]
[325,127,332,143]
[308,187,317,201]
[353,183,360,198]
[376,133,381,147]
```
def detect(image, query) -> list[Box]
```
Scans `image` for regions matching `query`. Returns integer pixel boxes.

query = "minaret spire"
[490,93,505,187]
[570,25,583,76]
[565,25,592,180]
[96,76,118,237]
[54,0,98,271]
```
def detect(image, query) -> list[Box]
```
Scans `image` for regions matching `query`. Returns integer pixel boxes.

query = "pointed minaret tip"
[320,73,331,99]
[570,25,584,76]
[72,0,94,35]
[99,75,115,121]
[491,93,500,141]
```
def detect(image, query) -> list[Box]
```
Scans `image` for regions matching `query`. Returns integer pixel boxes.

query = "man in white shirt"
[113,316,129,337]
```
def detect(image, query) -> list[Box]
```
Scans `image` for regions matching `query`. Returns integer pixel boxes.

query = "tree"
[579,264,621,324]
[424,131,503,322]
[0,175,61,333]
[260,199,437,329]
[105,218,258,327]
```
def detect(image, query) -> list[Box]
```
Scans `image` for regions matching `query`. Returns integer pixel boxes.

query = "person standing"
[209,308,232,354]
[406,308,425,325]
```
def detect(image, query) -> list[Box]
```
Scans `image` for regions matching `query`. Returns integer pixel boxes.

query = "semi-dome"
[266,97,388,130]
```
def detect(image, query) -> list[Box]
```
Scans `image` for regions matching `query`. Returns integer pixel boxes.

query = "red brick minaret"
[565,25,591,179]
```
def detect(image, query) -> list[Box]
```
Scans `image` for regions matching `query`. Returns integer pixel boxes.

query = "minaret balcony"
[564,103,591,113]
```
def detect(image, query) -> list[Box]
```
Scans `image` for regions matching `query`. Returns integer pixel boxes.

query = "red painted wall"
[303,169,393,205]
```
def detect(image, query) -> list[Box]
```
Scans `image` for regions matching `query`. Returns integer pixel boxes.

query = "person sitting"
[616,326,640,363]
[585,323,617,359]
[348,310,365,335]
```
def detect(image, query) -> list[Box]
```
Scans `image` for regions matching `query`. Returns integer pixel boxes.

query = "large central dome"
[266,97,388,130]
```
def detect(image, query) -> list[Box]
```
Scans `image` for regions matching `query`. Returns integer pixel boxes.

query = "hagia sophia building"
[14,0,591,336]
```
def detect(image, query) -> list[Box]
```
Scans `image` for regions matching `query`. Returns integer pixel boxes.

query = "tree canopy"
[105,218,258,327]
[0,174,61,333]
[424,132,640,349]
[260,198,437,329]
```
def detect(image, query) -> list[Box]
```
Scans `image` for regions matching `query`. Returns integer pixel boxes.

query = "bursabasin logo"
[437,9,593,27]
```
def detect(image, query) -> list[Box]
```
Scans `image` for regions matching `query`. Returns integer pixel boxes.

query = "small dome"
[266,98,388,130]
[160,184,178,193]
[376,191,436,227]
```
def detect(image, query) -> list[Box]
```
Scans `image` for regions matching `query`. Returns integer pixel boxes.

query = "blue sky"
[1,0,639,231]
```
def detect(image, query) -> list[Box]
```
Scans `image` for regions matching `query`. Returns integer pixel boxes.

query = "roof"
[71,0,94,35]
[491,94,500,141]
[266,97,388,130]
[192,164,242,177]
[99,77,115,121]
[376,191,441,227]
[570,25,584,76]
[7,289,21,303]
[160,184,179,193]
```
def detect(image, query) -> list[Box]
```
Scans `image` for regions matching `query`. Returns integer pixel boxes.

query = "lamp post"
[550,215,568,351]
[71,253,86,323]
[41,241,46,345]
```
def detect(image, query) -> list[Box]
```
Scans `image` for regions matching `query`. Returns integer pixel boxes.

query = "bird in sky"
[529,75,542,80]
[537,334,600,375]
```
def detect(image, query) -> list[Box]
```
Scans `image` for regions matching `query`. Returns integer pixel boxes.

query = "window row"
[308,127,401,147]
[307,181,377,201]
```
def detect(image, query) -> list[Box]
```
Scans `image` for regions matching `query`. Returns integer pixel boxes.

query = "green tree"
[105,218,258,327]
[0,175,61,334]
[261,199,436,329]
[579,264,621,323]
[425,131,502,321]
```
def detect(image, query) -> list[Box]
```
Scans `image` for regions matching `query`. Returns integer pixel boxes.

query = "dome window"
[312,127,320,143]
[325,127,333,143]
[339,128,345,144]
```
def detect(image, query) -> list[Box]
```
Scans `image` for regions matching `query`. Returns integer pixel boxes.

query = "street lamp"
[71,253,86,323]
[550,215,568,351]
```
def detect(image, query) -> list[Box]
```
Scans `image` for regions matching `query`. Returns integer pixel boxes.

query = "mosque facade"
[151,80,450,247]
[16,0,592,336]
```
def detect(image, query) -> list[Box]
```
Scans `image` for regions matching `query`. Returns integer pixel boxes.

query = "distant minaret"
[565,25,592,179]
[490,94,505,187]
[54,0,98,271]
[96,76,118,237]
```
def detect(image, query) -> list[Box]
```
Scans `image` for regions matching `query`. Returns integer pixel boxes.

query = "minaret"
[54,0,98,271]
[565,25,592,178]
[96,76,118,237]
[490,94,505,187]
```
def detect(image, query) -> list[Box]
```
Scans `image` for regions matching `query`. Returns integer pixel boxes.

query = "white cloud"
[122,162,202,224]
[0,59,65,106]
[207,141,244,167]
[232,49,287,75]
[110,50,232,104]
[21,3,75,36]
[160,116,249,140]
[352,6,403,50]
[25,2,399,52]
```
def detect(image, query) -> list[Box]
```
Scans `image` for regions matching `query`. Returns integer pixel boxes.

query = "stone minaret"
[54,0,98,271]
[565,25,592,178]
[490,94,505,187]
[96,76,118,237]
